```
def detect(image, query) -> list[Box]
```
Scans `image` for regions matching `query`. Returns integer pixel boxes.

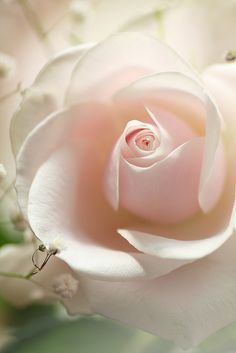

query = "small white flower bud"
[52,273,79,299]
[45,237,67,253]
[0,52,16,79]
[225,50,236,62]
[10,208,27,231]
[70,0,91,21]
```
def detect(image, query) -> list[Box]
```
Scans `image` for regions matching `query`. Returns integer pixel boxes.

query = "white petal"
[16,109,70,217]
[66,32,198,105]
[81,232,236,348]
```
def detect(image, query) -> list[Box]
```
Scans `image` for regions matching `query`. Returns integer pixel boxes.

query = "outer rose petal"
[27,147,194,280]
[203,63,236,227]
[203,63,236,132]
[16,109,70,217]
[11,44,93,155]
[66,32,200,105]
[80,232,236,349]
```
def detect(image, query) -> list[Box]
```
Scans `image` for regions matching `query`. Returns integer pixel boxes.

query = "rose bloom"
[12,33,236,348]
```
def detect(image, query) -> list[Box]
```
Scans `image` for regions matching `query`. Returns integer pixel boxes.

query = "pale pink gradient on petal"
[119,138,205,224]
[66,32,199,105]
[27,146,194,280]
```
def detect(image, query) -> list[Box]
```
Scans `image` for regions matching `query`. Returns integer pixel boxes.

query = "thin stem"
[0,83,21,104]
[0,271,27,280]
[43,11,69,37]
[25,267,40,279]
[0,181,15,202]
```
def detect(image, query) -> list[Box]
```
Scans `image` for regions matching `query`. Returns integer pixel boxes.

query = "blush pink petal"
[119,138,205,223]
[113,72,225,214]
[27,147,193,280]
[80,232,236,349]
[66,32,199,105]
[11,44,93,155]
[118,201,235,258]
[16,101,117,218]
[104,136,121,210]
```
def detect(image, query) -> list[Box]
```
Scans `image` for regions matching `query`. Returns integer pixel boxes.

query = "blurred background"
[1,0,236,352]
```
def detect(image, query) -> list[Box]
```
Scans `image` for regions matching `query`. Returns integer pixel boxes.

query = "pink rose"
[12,33,236,348]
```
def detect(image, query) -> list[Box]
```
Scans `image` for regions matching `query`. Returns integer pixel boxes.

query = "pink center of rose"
[126,127,160,155]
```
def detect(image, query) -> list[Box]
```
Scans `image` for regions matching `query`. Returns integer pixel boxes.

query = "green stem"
[0,271,27,280]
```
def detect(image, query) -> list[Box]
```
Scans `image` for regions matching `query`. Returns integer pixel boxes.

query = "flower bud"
[0,52,16,79]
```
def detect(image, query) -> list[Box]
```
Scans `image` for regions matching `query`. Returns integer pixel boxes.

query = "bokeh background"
[1,0,236,352]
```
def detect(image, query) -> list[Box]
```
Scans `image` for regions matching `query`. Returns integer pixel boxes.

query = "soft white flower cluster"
[0,0,236,349]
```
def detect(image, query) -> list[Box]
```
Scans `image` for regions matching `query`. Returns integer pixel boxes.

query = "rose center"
[135,134,157,151]
[124,123,161,158]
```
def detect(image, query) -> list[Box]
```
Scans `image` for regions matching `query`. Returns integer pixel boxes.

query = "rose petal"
[16,109,70,216]
[80,232,236,348]
[112,72,225,214]
[203,64,236,231]
[118,200,235,258]
[27,147,193,280]
[66,32,199,105]
[11,44,93,155]
[119,138,205,223]
[203,63,236,145]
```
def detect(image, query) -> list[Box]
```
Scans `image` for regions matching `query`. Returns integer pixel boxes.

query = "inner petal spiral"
[133,129,159,152]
